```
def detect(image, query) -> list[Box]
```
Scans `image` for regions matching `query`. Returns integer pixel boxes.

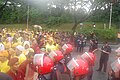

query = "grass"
[0,22,117,31]
[0,24,27,30]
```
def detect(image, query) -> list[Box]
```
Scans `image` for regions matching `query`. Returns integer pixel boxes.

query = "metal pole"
[27,5,29,31]
[109,3,112,29]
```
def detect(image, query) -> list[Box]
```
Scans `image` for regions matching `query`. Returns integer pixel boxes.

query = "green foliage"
[45,16,60,27]
[79,28,117,42]
[93,29,117,41]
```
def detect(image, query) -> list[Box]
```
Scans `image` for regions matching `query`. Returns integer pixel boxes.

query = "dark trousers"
[98,56,108,72]
[76,45,84,53]
[38,73,51,80]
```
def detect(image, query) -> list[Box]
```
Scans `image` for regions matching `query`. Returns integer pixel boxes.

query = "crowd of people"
[0,28,120,80]
[0,28,73,80]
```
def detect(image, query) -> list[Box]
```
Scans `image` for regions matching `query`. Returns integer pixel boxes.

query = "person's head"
[104,41,109,46]
[32,38,37,44]
[0,50,8,62]
[8,57,19,71]
[48,40,53,45]
[23,41,30,49]
[16,45,25,56]
[6,34,11,37]
[26,48,34,59]
[8,48,16,57]
[0,72,13,80]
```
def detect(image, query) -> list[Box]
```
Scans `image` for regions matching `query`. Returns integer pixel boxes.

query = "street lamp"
[109,2,113,29]
[27,4,29,31]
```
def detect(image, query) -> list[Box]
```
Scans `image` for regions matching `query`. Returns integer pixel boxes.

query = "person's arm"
[92,44,98,53]
[100,46,111,54]
[92,48,98,53]
[101,50,110,54]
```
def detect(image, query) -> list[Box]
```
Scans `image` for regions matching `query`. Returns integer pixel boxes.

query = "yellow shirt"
[46,43,56,52]
[3,42,11,49]
[0,60,10,73]
[12,42,21,48]
[55,44,60,50]
[18,53,26,65]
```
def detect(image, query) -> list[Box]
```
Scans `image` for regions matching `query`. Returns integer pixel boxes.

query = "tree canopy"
[0,0,120,30]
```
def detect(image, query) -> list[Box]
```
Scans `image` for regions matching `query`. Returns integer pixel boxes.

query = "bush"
[78,28,117,42]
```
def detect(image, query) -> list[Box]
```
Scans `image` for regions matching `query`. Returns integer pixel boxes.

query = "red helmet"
[33,54,54,74]
[62,44,73,55]
[48,50,64,63]
[67,58,89,77]
[81,52,96,65]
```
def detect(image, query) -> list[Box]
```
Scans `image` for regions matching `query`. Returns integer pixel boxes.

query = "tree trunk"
[72,23,77,33]
[71,23,76,41]
[71,0,77,41]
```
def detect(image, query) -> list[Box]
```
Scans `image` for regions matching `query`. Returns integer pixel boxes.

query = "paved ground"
[71,43,119,80]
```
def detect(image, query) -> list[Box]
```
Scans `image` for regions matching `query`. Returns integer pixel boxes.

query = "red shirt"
[31,44,40,54]
[18,59,36,74]
[18,60,37,80]
[7,69,24,80]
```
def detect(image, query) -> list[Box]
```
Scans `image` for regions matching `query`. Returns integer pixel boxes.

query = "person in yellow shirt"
[0,50,10,73]
[45,40,56,53]
[3,39,12,50]
[7,48,16,59]
[54,39,61,50]
[15,45,26,65]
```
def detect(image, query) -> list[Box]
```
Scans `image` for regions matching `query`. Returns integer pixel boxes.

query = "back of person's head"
[0,72,13,80]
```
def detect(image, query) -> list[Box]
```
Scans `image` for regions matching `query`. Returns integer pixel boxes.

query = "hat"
[23,41,30,48]
[0,50,8,57]
[26,48,35,58]
[24,48,34,55]
[16,45,25,51]
[28,48,34,53]
[8,57,18,66]
[40,48,46,52]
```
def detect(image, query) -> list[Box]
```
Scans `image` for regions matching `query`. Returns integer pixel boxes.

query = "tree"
[0,0,9,17]
[71,0,112,32]
[0,0,119,30]
[0,0,28,23]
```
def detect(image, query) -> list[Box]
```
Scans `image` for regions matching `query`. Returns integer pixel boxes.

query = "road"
[70,44,119,80]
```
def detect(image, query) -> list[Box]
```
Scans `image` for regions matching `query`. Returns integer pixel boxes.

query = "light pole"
[27,5,29,31]
[109,3,113,29]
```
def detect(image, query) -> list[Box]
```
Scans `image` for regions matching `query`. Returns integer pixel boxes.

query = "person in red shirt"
[7,57,24,80]
[31,38,40,54]
[18,49,37,80]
